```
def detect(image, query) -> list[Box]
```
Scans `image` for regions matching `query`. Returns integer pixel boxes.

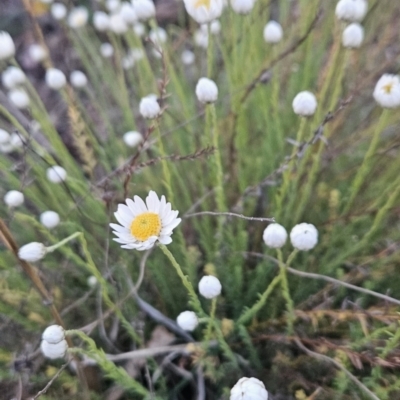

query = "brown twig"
[33,363,70,399]
[185,211,275,223]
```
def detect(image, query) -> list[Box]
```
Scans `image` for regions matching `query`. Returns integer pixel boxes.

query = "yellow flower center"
[382,83,393,94]
[194,0,211,9]
[130,212,161,241]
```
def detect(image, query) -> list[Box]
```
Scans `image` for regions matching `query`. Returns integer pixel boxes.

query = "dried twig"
[294,339,380,400]
[33,363,69,399]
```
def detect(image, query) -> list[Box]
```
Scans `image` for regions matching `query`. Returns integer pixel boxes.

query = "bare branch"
[185,211,275,223]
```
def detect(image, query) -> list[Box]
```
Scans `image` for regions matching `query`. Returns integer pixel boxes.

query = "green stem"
[46,232,81,253]
[207,23,213,78]
[204,298,217,343]
[277,249,295,334]
[158,244,204,316]
[343,109,390,214]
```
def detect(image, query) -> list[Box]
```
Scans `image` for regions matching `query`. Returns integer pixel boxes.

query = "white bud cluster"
[41,325,68,359]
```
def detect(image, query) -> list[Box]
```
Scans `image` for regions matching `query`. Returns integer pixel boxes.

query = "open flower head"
[373,74,400,109]
[183,0,224,24]
[110,191,181,251]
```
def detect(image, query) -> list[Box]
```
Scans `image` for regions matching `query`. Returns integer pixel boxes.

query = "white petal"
[146,190,160,213]
[162,210,179,226]
[134,195,148,212]
[114,211,131,227]
[109,223,129,233]
[126,198,140,215]
[158,235,172,245]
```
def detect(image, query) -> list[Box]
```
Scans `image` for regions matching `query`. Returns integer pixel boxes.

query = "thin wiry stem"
[294,339,380,400]
[185,211,275,222]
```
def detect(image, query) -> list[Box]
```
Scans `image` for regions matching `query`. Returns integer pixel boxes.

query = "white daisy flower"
[110,191,181,251]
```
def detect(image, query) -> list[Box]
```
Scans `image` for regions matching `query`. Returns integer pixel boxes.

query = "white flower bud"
[149,27,167,46]
[198,275,222,299]
[0,129,10,144]
[70,70,88,88]
[200,20,221,35]
[342,23,364,48]
[133,0,156,21]
[373,74,400,109]
[335,0,367,22]
[46,165,67,183]
[100,43,114,58]
[10,132,24,149]
[8,89,30,109]
[93,11,110,31]
[68,7,89,29]
[106,0,121,12]
[87,275,98,288]
[2,67,26,89]
[133,22,146,37]
[231,0,255,15]
[42,325,65,344]
[292,91,317,116]
[176,311,199,331]
[263,21,283,44]
[139,96,161,119]
[41,339,68,359]
[196,77,218,103]
[230,377,268,400]
[0,31,15,60]
[45,68,66,90]
[51,3,67,20]
[4,190,24,207]
[194,29,209,48]
[290,223,318,251]
[120,3,138,24]
[263,223,287,248]
[130,48,145,61]
[40,211,60,229]
[123,131,143,147]
[28,43,47,62]
[109,13,128,34]
[181,50,195,65]
[18,242,47,262]
[183,0,223,24]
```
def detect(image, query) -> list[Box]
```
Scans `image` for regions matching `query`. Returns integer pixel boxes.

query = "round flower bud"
[292,91,317,116]
[46,165,67,183]
[123,131,143,148]
[198,275,222,299]
[40,339,68,359]
[194,29,209,48]
[68,7,89,29]
[0,31,15,60]
[28,43,47,63]
[200,20,221,35]
[70,70,88,88]
[133,22,146,37]
[51,3,67,20]
[109,13,128,34]
[335,0,367,22]
[183,0,223,24]
[263,21,283,44]
[2,66,26,89]
[290,223,318,251]
[42,325,65,344]
[231,0,255,15]
[100,43,114,58]
[177,311,199,331]
[133,0,156,21]
[8,89,30,109]
[342,23,364,48]
[181,50,195,65]
[4,190,24,207]
[106,0,121,12]
[40,211,60,229]
[263,223,287,248]
[93,11,110,31]
[0,129,10,144]
[149,27,167,46]
[139,96,161,119]
[18,242,47,262]
[120,2,138,24]
[230,377,268,400]
[45,68,66,90]
[87,275,98,288]
[373,74,400,109]
[10,132,24,149]
[196,77,218,103]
